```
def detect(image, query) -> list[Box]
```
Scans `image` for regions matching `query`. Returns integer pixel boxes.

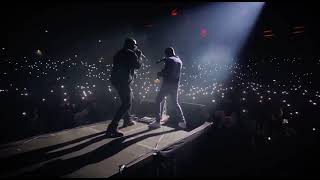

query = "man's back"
[162,56,182,84]
[110,48,141,84]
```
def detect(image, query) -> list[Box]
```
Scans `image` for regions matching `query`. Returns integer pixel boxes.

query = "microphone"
[136,49,147,59]
[156,57,166,64]
[141,53,146,59]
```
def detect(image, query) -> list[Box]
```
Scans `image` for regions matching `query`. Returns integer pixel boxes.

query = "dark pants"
[108,82,132,131]
[155,82,185,123]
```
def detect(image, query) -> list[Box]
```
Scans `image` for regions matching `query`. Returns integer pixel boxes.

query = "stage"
[0,120,212,177]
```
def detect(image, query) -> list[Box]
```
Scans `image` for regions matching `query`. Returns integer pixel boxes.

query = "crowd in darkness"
[1,42,320,146]
[2,3,320,177]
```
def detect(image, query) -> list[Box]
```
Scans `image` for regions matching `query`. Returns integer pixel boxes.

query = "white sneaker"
[149,121,161,129]
[178,122,187,129]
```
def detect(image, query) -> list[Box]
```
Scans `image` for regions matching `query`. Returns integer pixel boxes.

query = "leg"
[155,87,168,122]
[123,87,133,124]
[170,86,186,129]
[108,84,131,132]
[149,85,168,129]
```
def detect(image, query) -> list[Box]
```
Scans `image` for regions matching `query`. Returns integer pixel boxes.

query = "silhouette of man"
[106,38,142,137]
[149,47,187,129]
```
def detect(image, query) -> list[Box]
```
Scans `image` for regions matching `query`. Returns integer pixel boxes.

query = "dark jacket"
[110,48,141,84]
[158,56,182,84]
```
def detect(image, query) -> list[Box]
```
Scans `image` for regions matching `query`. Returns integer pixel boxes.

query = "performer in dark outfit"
[106,38,143,137]
[149,47,187,129]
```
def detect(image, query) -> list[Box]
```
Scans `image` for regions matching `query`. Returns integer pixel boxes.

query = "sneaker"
[105,129,124,138]
[148,121,161,129]
[122,120,136,128]
[178,122,187,129]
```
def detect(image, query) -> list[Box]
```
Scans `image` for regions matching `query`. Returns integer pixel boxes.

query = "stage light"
[200,28,208,39]
[171,8,178,16]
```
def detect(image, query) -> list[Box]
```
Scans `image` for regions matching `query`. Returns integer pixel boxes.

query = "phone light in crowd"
[61,85,64,88]
[267,137,271,141]
[282,119,288,124]
[154,79,160,84]
[35,49,42,56]
[42,98,46,102]
[22,112,26,116]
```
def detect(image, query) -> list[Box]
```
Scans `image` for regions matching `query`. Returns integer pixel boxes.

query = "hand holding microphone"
[135,49,146,59]
[156,57,166,64]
